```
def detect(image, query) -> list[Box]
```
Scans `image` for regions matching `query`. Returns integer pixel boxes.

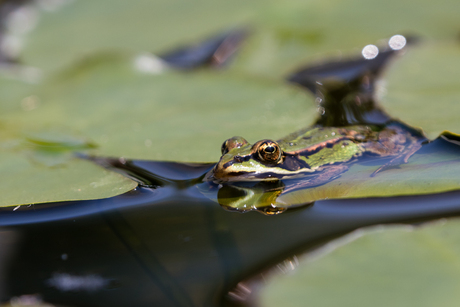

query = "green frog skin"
[207,123,424,183]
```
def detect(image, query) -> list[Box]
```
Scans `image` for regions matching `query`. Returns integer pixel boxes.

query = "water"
[2,36,460,307]
[3,173,460,307]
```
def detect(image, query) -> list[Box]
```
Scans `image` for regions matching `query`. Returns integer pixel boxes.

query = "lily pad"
[383,42,460,139]
[2,55,316,163]
[20,0,260,72]
[0,74,38,112]
[228,0,460,80]
[259,218,460,307]
[0,148,136,208]
[21,0,460,76]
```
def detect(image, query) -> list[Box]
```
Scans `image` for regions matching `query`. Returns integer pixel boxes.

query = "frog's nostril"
[234,156,243,162]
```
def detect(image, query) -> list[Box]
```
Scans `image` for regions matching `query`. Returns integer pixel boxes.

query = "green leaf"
[0,149,136,207]
[21,0,460,76]
[2,55,316,163]
[383,42,460,139]
[259,218,460,307]
[228,0,460,79]
[20,0,265,72]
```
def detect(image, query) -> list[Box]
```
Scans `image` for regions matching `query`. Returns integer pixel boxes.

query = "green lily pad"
[0,148,136,208]
[228,0,460,80]
[0,74,38,112]
[259,218,460,307]
[383,42,460,139]
[21,0,460,76]
[2,55,315,163]
[20,0,261,72]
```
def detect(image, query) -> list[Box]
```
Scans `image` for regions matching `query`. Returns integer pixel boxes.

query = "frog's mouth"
[205,165,320,183]
[208,150,348,182]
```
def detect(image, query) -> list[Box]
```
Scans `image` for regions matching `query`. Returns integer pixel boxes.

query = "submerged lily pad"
[259,218,460,307]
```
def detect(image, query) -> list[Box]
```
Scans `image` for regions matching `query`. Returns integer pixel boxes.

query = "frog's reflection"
[213,178,325,215]
[217,180,288,215]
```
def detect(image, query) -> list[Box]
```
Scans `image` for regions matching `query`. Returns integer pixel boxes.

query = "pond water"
[2,164,460,307]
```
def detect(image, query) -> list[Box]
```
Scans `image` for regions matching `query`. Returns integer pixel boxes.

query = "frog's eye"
[256,140,282,163]
[221,136,248,155]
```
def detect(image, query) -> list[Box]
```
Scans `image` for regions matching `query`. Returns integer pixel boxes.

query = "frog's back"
[278,126,377,153]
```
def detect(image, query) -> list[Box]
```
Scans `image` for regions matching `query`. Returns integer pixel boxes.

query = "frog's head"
[208,136,310,182]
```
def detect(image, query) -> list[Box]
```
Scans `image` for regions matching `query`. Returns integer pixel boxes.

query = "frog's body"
[208,123,424,184]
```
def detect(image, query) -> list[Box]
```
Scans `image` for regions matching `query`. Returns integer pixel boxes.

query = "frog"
[206,122,426,188]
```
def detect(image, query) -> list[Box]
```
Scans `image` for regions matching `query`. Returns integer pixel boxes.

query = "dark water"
[3,166,460,307]
[2,36,460,307]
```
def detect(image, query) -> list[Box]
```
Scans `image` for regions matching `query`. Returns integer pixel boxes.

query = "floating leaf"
[228,0,460,80]
[21,0,460,77]
[258,218,460,307]
[1,55,315,163]
[0,148,136,207]
[383,42,460,139]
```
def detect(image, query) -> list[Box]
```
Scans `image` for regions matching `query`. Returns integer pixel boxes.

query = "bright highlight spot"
[362,45,379,60]
[134,53,168,74]
[6,5,39,34]
[388,35,407,50]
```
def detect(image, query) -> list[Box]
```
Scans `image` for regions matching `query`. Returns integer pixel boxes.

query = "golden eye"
[221,136,248,155]
[256,140,282,163]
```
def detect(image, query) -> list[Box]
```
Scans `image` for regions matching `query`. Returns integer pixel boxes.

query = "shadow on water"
[2,36,460,307]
